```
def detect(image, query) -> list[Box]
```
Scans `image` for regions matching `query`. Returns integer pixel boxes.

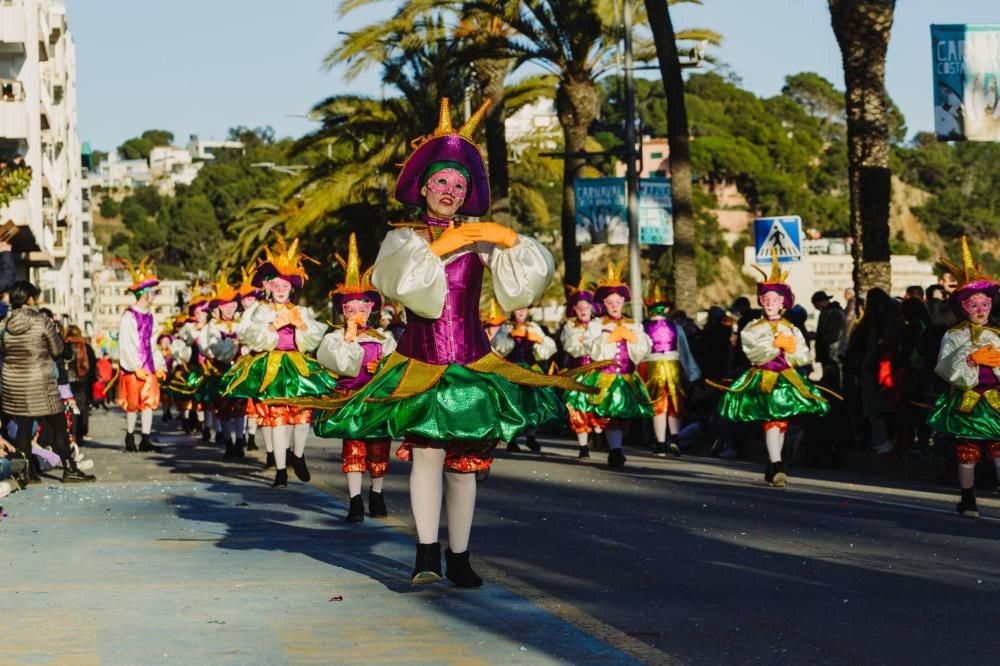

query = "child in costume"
[219,237,337,488]
[118,258,166,453]
[173,282,213,440]
[236,266,263,454]
[314,98,588,588]
[717,251,829,487]
[316,233,397,523]
[641,284,701,457]
[567,263,653,469]
[491,306,556,452]
[480,298,506,343]
[157,331,176,422]
[927,237,1000,518]
[205,274,246,459]
[560,278,605,458]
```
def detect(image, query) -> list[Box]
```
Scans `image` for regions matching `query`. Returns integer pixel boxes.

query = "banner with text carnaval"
[575,178,627,246]
[931,24,1000,141]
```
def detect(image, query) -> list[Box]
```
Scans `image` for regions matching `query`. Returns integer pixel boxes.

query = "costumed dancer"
[118,258,166,453]
[491,306,556,452]
[173,282,213,440]
[560,278,606,458]
[157,330,176,422]
[717,251,829,487]
[314,98,588,588]
[641,284,701,457]
[316,233,397,522]
[206,274,247,459]
[235,266,263,454]
[927,237,1000,518]
[219,236,337,487]
[568,263,653,470]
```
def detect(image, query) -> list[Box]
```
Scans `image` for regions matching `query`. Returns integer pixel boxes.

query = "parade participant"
[641,284,701,457]
[568,263,653,470]
[480,298,505,342]
[219,236,337,488]
[316,233,397,522]
[560,278,606,458]
[928,237,1000,518]
[717,250,829,487]
[205,274,246,459]
[491,306,556,452]
[157,330,176,422]
[314,98,588,588]
[236,266,262,453]
[173,281,213,440]
[118,258,166,453]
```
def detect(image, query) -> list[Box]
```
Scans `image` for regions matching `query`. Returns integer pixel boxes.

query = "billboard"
[574,177,674,246]
[931,24,1000,141]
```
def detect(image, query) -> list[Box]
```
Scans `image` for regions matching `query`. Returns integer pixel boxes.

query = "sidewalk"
[1,412,639,665]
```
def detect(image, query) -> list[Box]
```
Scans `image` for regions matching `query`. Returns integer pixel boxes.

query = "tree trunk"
[556,75,599,288]
[645,0,697,313]
[829,0,896,302]
[472,57,513,225]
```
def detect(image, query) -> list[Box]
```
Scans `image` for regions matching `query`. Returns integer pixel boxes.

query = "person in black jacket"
[0,240,16,295]
[811,291,848,392]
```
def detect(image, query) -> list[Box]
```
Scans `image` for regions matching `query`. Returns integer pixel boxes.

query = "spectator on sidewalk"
[63,324,95,445]
[0,281,94,484]
[812,291,848,392]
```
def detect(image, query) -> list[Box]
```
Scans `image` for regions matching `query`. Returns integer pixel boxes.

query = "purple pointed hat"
[394,98,491,217]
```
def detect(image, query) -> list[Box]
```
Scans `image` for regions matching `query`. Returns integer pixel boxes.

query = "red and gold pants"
[567,406,609,434]
[250,401,311,427]
[955,440,1000,464]
[342,439,390,476]
[213,396,247,421]
[395,439,495,473]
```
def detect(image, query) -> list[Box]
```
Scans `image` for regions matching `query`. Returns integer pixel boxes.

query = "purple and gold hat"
[594,262,630,304]
[751,248,794,309]
[330,233,381,311]
[940,236,999,307]
[124,257,160,294]
[394,98,491,217]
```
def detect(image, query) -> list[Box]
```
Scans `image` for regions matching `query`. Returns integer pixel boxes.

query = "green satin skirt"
[219,350,340,402]
[717,368,829,423]
[566,371,654,420]
[927,388,1000,440]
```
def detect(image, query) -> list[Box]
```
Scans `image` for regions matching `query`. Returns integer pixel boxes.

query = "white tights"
[271,423,311,469]
[261,426,273,453]
[410,448,476,553]
[347,471,385,497]
[652,412,681,443]
[956,460,1000,490]
[765,426,784,463]
[126,409,153,435]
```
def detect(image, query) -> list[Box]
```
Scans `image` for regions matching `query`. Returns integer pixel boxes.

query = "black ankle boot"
[264,451,275,469]
[346,494,365,523]
[223,439,236,459]
[288,452,311,482]
[445,548,483,588]
[271,469,288,488]
[124,433,137,453]
[411,542,442,585]
[958,488,980,518]
[246,434,257,451]
[138,434,154,452]
[368,489,388,518]
[607,448,626,469]
[505,440,522,453]
[201,425,211,442]
[525,435,541,452]
[766,461,787,488]
[653,441,668,457]
[668,435,682,458]
[62,459,96,483]
[215,431,225,447]
[591,431,609,452]
[234,437,246,458]
[578,445,590,459]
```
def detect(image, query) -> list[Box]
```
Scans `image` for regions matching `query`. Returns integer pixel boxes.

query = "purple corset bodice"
[276,325,297,351]
[395,252,493,365]
[644,318,678,354]
[758,354,790,372]
[130,308,155,372]
[506,333,536,364]
[601,339,634,375]
[338,338,383,391]
[977,365,998,391]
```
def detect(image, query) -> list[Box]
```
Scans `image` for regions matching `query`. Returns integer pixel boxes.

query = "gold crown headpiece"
[565,276,594,297]
[939,236,997,291]
[750,248,790,285]
[188,278,210,308]
[330,233,375,298]
[124,256,159,292]
[257,234,315,284]
[210,272,239,304]
[480,297,506,326]
[408,97,492,152]
[237,265,260,297]
[596,261,627,288]
[644,282,670,308]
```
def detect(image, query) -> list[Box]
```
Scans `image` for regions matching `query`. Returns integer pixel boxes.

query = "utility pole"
[622,0,644,321]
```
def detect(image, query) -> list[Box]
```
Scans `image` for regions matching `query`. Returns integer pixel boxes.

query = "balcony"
[0,80,28,138]
[0,4,26,51]
[39,81,53,127]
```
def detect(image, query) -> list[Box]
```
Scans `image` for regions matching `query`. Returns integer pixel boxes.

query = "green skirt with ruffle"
[927,388,1000,441]
[314,351,570,442]
[219,350,340,402]
[717,368,829,423]
[565,371,653,419]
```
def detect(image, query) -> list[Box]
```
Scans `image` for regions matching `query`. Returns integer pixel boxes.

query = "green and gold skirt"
[928,387,1000,441]
[220,350,340,402]
[717,367,829,423]
[565,371,654,420]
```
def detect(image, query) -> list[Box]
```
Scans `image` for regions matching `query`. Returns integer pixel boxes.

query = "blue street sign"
[754,216,802,263]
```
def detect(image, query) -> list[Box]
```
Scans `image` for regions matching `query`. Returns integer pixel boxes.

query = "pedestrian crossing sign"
[754,216,802,263]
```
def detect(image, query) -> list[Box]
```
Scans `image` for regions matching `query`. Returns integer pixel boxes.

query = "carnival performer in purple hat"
[171,281,214,441]
[314,98,592,588]
[717,250,829,487]
[235,266,263,455]
[928,237,1000,518]
[204,274,246,459]
[316,233,397,523]
[567,263,653,470]
[560,277,606,458]
[118,258,166,453]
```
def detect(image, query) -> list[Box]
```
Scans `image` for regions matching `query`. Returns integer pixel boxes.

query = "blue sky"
[70,0,998,151]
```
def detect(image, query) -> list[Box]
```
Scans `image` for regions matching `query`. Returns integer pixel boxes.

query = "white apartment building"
[505,98,560,155]
[148,144,202,194]
[92,152,151,190]
[186,135,244,161]
[0,0,95,330]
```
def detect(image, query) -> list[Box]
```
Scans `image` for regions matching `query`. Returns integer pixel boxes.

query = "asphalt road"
[18,409,1000,665]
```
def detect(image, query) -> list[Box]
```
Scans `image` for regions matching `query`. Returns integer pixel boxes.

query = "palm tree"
[829,0,896,297]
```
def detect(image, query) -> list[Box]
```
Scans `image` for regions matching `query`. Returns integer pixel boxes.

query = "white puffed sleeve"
[170,336,191,364]
[316,328,362,378]
[741,321,781,365]
[118,311,141,372]
[482,235,555,312]
[372,228,447,319]
[626,323,651,365]
[935,329,978,389]
[530,322,557,361]
[241,304,279,352]
[379,328,398,357]
[153,346,166,373]
[491,323,516,356]
[785,325,812,368]
[176,321,196,345]
[561,321,589,359]
[294,306,328,353]
[207,322,238,364]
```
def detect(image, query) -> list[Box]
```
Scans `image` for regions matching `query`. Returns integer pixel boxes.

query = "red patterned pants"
[342,439,391,477]
[955,441,1000,465]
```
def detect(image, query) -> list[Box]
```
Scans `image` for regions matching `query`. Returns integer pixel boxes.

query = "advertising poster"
[931,24,1000,141]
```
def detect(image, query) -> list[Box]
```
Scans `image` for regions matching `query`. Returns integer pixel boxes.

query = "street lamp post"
[623,0,644,322]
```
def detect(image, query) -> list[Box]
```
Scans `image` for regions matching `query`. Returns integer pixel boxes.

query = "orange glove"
[970,344,1000,368]
[271,307,291,331]
[134,367,149,381]
[476,222,519,248]
[430,225,473,256]
[155,369,167,381]
[344,318,359,343]
[526,330,544,344]
[366,359,380,374]
[774,332,797,354]
[510,325,528,338]
[608,325,637,344]
[286,308,306,330]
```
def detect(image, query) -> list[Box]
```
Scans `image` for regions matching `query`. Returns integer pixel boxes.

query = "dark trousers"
[13,413,71,465]
[71,383,90,442]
